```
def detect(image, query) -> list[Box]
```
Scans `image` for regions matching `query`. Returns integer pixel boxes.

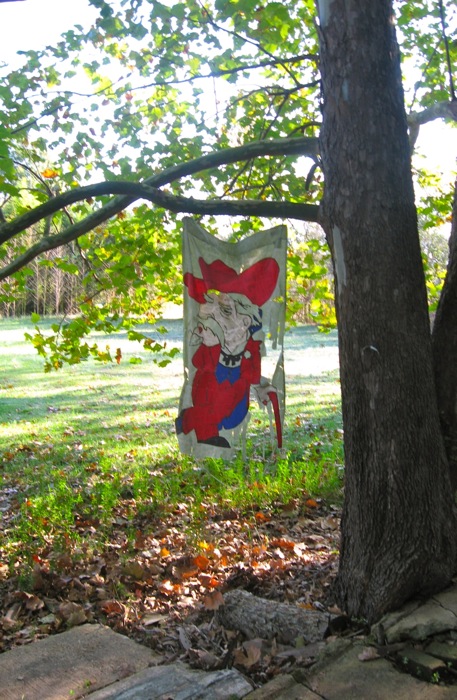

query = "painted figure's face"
[196,292,251,353]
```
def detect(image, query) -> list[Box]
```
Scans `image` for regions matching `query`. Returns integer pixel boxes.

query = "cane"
[267,390,283,449]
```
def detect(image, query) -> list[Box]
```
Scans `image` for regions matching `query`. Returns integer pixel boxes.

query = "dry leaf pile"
[0,496,340,685]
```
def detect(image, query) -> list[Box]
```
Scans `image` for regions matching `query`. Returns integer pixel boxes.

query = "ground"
[0,319,342,686]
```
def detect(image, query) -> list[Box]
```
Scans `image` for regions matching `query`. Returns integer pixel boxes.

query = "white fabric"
[176,218,287,459]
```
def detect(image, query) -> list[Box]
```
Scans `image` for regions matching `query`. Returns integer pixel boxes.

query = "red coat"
[181,337,261,441]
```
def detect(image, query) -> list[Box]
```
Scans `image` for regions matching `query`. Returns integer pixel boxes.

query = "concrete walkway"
[3,585,457,699]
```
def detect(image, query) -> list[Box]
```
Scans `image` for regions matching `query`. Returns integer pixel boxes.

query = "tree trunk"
[432,178,457,491]
[217,589,329,645]
[315,0,456,622]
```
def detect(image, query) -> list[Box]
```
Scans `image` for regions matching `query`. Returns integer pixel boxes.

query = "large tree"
[1,0,457,621]
[317,0,456,620]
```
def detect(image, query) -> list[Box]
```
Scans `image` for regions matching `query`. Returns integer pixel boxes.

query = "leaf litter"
[0,492,341,685]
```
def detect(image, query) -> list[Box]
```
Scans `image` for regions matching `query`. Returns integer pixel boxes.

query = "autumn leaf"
[193,554,210,571]
[115,348,122,364]
[41,168,59,178]
[199,573,219,589]
[122,560,146,580]
[198,541,215,552]
[134,530,146,550]
[159,580,183,596]
[100,600,125,616]
[58,602,88,627]
[142,612,168,626]
[203,589,224,610]
[358,646,380,662]
[188,648,222,671]
[171,555,198,579]
[319,515,340,530]
[22,592,45,612]
[251,545,267,557]
[233,639,263,669]
[305,498,319,509]
[271,538,296,551]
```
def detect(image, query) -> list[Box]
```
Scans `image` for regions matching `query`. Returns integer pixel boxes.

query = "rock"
[426,640,457,666]
[433,585,457,617]
[87,662,253,699]
[244,674,320,699]
[308,642,456,699]
[381,601,457,643]
[0,623,156,700]
[395,646,447,683]
[371,599,421,643]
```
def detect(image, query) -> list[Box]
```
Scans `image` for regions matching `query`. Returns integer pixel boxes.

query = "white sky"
[0,0,96,64]
[0,0,456,182]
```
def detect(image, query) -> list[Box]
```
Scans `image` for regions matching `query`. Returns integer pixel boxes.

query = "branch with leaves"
[0,136,319,281]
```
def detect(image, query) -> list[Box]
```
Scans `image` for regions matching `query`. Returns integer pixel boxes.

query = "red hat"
[184,257,279,307]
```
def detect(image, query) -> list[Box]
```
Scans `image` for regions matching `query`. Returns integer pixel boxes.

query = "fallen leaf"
[271,538,296,551]
[203,590,224,610]
[142,612,168,627]
[58,602,87,627]
[23,593,45,612]
[358,646,380,662]
[122,561,146,580]
[100,600,125,616]
[319,516,340,530]
[193,554,210,571]
[178,625,192,650]
[172,555,198,579]
[159,580,183,596]
[233,638,263,669]
[188,648,222,670]
[199,573,219,589]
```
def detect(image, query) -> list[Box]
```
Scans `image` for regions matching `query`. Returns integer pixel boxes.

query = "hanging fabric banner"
[175,218,287,459]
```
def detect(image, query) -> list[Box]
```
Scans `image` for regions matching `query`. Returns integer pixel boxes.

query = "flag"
[175,218,287,459]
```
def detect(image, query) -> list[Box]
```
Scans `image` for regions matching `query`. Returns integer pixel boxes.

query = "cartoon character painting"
[176,219,286,458]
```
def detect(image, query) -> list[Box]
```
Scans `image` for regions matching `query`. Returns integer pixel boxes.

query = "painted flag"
[175,218,287,459]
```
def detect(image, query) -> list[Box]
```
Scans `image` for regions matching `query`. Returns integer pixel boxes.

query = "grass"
[0,317,343,577]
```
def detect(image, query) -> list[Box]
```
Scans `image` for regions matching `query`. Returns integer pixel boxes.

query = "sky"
[0,0,97,65]
[0,0,456,182]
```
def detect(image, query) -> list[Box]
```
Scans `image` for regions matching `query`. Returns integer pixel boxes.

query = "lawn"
[0,317,343,677]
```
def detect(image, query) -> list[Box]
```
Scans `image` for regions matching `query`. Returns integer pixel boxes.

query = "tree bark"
[217,589,329,644]
[316,0,456,622]
[432,178,457,490]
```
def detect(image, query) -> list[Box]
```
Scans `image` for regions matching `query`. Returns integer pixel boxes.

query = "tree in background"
[0,0,457,621]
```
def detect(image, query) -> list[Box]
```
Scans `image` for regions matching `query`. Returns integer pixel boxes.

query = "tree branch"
[0,185,318,281]
[0,136,319,245]
[438,0,456,102]
[0,136,320,280]
[408,100,457,148]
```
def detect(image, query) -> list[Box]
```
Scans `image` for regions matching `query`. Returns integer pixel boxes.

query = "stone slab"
[434,586,457,617]
[397,646,447,682]
[0,623,156,700]
[308,643,457,699]
[86,661,253,699]
[427,640,457,665]
[384,600,457,643]
[244,674,320,699]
